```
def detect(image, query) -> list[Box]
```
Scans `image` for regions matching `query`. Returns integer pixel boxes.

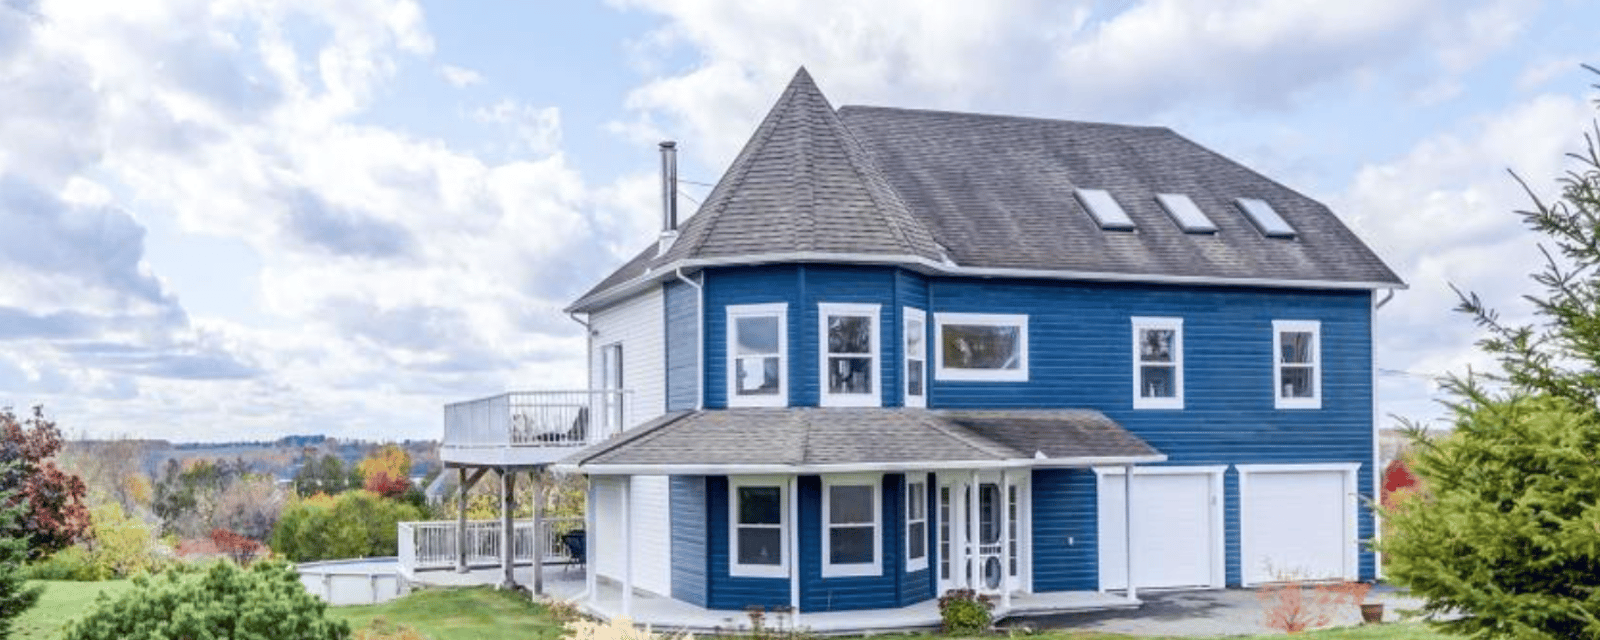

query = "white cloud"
[474,100,564,156]
[439,63,482,87]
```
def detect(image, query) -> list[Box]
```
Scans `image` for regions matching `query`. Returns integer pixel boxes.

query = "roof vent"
[1074,188,1135,231]
[1155,193,1217,233]
[1235,198,1295,238]
[657,141,679,256]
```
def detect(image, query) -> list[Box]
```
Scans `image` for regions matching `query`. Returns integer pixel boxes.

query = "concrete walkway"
[1011,586,1430,637]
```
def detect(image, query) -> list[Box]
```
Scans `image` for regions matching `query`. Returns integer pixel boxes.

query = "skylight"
[1075,189,1135,231]
[1235,198,1295,238]
[1155,193,1217,233]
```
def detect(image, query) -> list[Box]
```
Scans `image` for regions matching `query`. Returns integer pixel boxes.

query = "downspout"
[674,267,705,410]
[568,310,596,605]
[1374,288,1395,310]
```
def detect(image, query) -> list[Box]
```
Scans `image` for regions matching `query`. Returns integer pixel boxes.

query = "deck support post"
[502,468,517,589]
[1000,469,1012,610]
[621,477,634,618]
[457,467,469,573]
[585,477,597,604]
[1123,464,1136,603]
[532,469,544,596]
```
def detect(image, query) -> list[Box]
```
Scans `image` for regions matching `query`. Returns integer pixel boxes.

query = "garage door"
[1239,464,1357,585]
[1097,467,1224,590]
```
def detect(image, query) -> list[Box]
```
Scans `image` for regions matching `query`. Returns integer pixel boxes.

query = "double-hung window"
[1132,317,1184,409]
[906,478,928,571]
[729,477,788,578]
[934,313,1029,382]
[819,303,880,407]
[822,475,881,577]
[904,308,927,408]
[727,303,787,407]
[1273,320,1321,409]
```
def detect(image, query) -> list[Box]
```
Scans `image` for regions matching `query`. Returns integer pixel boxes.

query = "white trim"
[1370,293,1382,578]
[818,303,882,407]
[564,454,1170,475]
[1131,317,1184,410]
[1272,319,1322,410]
[565,252,1407,313]
[729,475,790,578]
[905,476,929,572]
[727,303,788,408]
[1094,465,1226,591]
[903,308,927,408]
[1235,463,1361,586]
[934,312,1030,382]
[822,473,883,578]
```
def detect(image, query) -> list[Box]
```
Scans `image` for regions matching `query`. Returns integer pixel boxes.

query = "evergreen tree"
[0,481,42,639]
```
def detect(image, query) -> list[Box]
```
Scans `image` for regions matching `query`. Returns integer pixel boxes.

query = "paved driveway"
[1010,586,1429,637]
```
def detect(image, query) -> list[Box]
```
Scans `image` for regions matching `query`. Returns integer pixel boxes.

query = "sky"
[1,0,1597,442]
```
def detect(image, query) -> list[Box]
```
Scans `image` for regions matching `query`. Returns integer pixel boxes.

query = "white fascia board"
[567,454,1168,476]
[565,252,1409,313]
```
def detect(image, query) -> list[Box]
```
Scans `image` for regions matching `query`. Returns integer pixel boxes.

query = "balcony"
[440,390,630,466]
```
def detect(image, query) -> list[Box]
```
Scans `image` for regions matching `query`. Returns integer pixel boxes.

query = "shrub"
[25,545,108,581]
[84,502,161,578]
[271,490,422,562]
[937,588,993,634]
[59,559,347,640]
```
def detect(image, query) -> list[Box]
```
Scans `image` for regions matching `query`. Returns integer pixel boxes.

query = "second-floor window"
[935,313,1029,382]
[727,303,787,407]
[1132,317,1183,409]
[905,308,927,408]
[819,303,880,407]
[1274,320,1322,409]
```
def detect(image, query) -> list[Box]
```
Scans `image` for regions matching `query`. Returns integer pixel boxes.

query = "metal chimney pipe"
[659,141,678,232]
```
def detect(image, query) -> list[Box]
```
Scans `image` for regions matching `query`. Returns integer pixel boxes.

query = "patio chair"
[561,530,586,574]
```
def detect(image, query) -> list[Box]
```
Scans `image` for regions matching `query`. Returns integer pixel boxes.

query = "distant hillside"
[64,435,441,482]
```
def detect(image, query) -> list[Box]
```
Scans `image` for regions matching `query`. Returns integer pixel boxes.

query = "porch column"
[1123,464,1136,602]
[457,467,469,573]
[621,477,634,617]
[585,477,597,603]
[1000,469,1011,610]
[532,470,544,596]
[502,468,517,589]
[967,471,978,590]
[789,475,800,623]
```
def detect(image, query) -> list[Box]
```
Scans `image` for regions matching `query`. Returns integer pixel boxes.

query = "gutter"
[563,454,1169,476]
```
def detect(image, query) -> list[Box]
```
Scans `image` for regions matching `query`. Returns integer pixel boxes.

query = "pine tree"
[0,481,43,639]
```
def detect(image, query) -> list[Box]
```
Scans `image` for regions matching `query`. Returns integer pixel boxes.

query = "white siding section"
[590,286,666,430]
[631,475,671,595]
[593,476,626,581]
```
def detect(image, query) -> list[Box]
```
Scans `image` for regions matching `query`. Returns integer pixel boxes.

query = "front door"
[937,472,1027,595]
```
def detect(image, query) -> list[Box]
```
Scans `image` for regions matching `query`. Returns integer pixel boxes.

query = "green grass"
[14,580,132,640]
[329,587,567,640]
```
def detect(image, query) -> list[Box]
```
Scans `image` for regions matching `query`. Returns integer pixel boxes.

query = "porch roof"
[557,408,1164,475]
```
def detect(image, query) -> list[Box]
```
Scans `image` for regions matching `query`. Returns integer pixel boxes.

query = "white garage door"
[1239,464,1358,585]
[1098,467,1224,590]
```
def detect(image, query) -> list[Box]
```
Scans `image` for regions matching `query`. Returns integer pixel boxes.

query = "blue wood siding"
[670,475,708,606]
[705,475,790,609]
[664,280,700,411]
[798,474,920,612]
[1030,469,1102,592]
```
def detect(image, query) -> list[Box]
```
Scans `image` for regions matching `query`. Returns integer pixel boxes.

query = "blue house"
[458,68,1403,630]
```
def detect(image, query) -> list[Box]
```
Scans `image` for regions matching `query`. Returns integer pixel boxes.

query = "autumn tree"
[0,406,90,556]
[357,444,413,499]
[1382,68,1600,639]
[59,437,155,519]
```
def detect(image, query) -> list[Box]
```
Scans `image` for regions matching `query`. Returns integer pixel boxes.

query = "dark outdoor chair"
[562,530,586,573]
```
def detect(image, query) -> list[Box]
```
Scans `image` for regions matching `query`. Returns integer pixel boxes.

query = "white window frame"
[933,312,1029,382]
[729,476,789,578]
[1272,320,1322,410]
[906,477,928,572]
[818,303,881,407]
[726,303,788,408]
[904,308,927,408]
[821,473,883,578]
[1131,317,1184,410]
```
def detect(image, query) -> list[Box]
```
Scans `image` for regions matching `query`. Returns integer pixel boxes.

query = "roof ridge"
[837,103,1172,133]
[832,106,937,258]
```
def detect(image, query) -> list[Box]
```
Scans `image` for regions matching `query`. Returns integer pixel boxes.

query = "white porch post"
[457,467,469,573]
[532,469,544,596]
[502,468,517,589]
[585,477,597,604]
[1000,469,1011,609]
[789,475,800,624]
[621,477,634,617]
[967,471,978,590]
[1123,464,1136,602]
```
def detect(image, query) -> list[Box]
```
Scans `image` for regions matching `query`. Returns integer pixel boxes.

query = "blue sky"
[1,0,1597,441]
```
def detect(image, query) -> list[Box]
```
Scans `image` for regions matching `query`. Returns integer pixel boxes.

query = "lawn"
[14,579,132,640]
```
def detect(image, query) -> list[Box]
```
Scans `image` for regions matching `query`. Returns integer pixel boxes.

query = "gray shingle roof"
[561,408,1162,470]
[570,68,1401,311]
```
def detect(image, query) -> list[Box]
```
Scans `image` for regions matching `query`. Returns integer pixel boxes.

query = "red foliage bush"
[210,528,263,565]
[1,406,89,556]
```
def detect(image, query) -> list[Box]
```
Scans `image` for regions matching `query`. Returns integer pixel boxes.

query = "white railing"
[398,517,585,574]
[442,390,630,449]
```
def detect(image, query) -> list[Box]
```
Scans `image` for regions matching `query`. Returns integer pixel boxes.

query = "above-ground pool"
[297,558,408,605]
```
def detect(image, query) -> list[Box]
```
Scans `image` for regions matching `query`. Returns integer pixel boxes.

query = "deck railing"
[397,516,585,574]
[442,390,630,449]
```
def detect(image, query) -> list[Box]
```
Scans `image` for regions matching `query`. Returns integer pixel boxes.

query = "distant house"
[435,68,1404,631]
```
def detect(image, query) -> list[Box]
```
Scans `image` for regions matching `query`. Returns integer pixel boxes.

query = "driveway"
[1009,586,1429,637]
